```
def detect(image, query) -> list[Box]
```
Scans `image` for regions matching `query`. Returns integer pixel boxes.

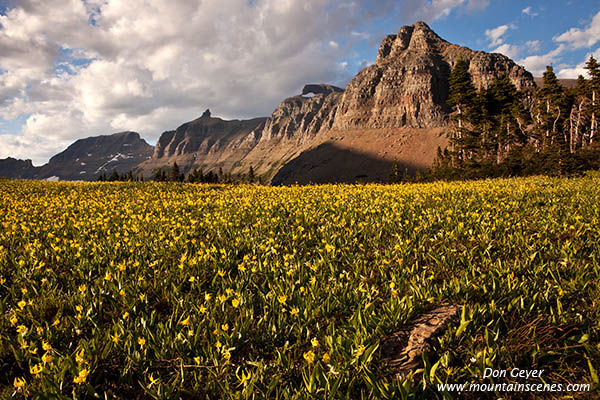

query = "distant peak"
[202,109,211,118]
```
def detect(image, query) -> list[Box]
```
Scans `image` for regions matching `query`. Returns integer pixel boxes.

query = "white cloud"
[554,10,600,49]
[517,44,566,77]
[557,48,600,78]
[493,40,541,60]
[492,44,521,59]
[521,6,538,17]
[485,24,516,48]
[0,0,395,164]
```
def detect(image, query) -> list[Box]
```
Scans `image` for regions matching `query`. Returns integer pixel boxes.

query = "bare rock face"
[332,21,535,130]
[151,109,264,159]
[141,110,267,175]
[258,85,343,142]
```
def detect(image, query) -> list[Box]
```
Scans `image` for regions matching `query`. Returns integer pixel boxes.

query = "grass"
[0,176,599,399]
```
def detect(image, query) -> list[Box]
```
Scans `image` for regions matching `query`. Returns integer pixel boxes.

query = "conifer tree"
[170,163,183,182]
[585,55,600,144]
[248,166,255,183]
[447,59,479,164]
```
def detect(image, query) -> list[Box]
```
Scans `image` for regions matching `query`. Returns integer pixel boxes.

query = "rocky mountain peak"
[201,109,212,118]
[333,22,535,131]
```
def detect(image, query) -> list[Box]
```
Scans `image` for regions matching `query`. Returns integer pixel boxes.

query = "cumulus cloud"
[0,0,399,164]
[485,24,515,48]
[492,40,540,60]
[557,48,600,78]
[554,10,600,49]
[517,45,566,76]
[519,11,600,78]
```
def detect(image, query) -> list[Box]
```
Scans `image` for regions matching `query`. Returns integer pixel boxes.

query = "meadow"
[1,176,599,399]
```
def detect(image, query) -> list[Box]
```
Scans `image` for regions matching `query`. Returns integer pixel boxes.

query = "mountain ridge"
[0,22,549,183]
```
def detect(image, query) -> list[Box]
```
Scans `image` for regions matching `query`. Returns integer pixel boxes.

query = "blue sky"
[0,0,599,164]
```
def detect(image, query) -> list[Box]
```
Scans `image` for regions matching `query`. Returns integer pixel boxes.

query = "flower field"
[1,176,599,399]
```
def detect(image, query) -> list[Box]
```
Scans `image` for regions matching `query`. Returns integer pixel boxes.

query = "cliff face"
[140,110,267,175]
[331,22,535,130]
[257,85,343,142]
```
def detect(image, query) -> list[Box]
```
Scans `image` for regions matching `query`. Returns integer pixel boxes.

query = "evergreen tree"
[486,75,526,163]
[170,163,183,182]
[153,168,166,182]
[585,55,600,144]
[248,166,255,183]
[109,169,120,182]
[447,59,480,164]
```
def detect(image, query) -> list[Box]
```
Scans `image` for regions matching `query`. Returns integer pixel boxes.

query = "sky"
[1,0,599,165]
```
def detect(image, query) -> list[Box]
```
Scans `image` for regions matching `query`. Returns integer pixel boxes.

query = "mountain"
[332,21,534,131]
[1,22,539,184]
[0,131,153,181]
[39,131,154,181]
[139,110,267,176]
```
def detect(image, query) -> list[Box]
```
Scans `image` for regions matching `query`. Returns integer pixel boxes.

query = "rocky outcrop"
[332,21,535,130]
[257,85,343,142]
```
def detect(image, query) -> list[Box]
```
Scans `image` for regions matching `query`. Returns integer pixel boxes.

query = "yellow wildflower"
[179,316,190,326]
[13,377,26,390]
[73,368,89,384]
[322,353,331,363]
[42,340,52,351]
[149,373,160,386]
[42,352,53,364]
[355,345,365,358]
[138,337,146,346]
[30,363,43,375]
[232,298,240,308]
[277,295,287,304]
[222,349,231,360]
[303,350,315,363]
[311,338,319,348]
[78,284,87,293]
[18,300,27,309]
[76,349,86,364]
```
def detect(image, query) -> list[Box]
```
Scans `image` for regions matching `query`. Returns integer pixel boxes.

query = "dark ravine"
[1,22,541,184]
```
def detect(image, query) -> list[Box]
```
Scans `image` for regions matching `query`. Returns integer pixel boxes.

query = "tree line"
[98,162,259,184]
